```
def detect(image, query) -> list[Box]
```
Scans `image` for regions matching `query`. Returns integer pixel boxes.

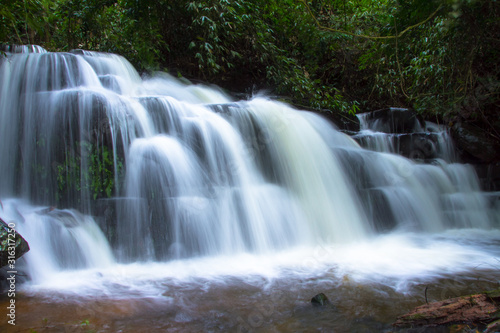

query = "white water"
[0,46,499,298]
[13,229,500,298]
[356,111,456,162]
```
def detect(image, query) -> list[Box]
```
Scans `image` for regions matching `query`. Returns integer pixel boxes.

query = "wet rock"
[393,290,500,329]
[207,103,243,116]
[311,293,330,306]
[397,133,440,160]
[288,103,360,131]
[472,163,500,191]
[358,108,425,134]
[0,44,45,53]
[92,198,120,247]
[483,192,500,214]
[325,111,360,132]
[70,49,86,55]
[485,319,500,333]
[0,217,30,268]
[366,188,397,232]
[99,75,122,93]
[451,123,500,163]
[35,206,56,215]
[352,132,446,160]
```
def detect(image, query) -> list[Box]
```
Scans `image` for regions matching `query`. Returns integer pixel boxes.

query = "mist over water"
[0,45,499,305]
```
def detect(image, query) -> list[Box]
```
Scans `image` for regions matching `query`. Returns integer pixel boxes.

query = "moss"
[485,289,500,300]
[405,313,427,320]
[56,141,124,204]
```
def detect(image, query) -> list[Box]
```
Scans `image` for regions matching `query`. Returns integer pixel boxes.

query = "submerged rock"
[0,217,30,267]
[311,293,330,307]
[393,290,500,330]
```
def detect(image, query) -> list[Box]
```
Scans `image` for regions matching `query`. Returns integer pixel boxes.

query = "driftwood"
[394,290,500,330]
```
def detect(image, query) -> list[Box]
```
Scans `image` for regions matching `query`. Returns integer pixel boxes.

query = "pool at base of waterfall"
[3,230,500,332]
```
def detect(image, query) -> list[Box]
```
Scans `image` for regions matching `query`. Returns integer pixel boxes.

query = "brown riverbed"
[2,268,499,333]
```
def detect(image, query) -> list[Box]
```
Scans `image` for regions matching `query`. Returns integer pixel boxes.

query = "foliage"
[0,0,498,130]
[355,0,499,134]
[0,0,49,44]
[50,0,162,69]
[56,142,123,203]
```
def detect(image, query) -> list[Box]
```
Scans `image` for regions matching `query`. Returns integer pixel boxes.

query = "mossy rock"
[0,218,30,267]
[311,293,330,307]
[484,289,500,300]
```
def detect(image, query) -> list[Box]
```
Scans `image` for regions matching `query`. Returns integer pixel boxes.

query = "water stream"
[0,45,499,332]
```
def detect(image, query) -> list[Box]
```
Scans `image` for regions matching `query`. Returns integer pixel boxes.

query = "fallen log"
[394,290,500,331]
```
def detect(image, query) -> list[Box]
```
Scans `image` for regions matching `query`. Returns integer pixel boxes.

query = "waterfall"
[0,46,498,289]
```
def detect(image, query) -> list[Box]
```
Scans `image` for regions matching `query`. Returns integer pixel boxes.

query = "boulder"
[0,217,30,268]
[451,123,500,163]
[358,108,425,134]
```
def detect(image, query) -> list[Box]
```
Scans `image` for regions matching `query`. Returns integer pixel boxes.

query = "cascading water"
[1,46,499,331]
[355,108,457,162]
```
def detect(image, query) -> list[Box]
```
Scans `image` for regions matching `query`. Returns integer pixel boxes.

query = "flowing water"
[0,45,499,332]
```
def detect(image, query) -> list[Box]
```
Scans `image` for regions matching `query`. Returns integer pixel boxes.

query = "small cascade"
[0,44,47,53]
[0,199,114,283]
[355,108,456,162]
[71,49,142,95]
[351,107,496,232]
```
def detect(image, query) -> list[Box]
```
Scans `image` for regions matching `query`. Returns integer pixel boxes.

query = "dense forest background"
[1,0,499,139]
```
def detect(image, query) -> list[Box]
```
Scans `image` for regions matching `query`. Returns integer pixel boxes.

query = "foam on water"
[15,228,500,298]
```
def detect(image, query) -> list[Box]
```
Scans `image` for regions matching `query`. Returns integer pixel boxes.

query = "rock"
[324,110,360,132]
[0,44,35,53]
[206,103,243,116]
[311,293,330,306]
[0,217,30,268]
[92,198,120,247]
[353,132,446,160]
[473,163,500,191]
[358,108,425,134]
[70,49,86,55]
[451,123,500,163]
[397,133,441,160]
[393,290,500,329]
[366,188,397,232]
[485,319,500,333]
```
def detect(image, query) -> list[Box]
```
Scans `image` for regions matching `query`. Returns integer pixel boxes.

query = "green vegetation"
[56,141,123,203]
[1,0,498,135]
[27,317,97,333]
